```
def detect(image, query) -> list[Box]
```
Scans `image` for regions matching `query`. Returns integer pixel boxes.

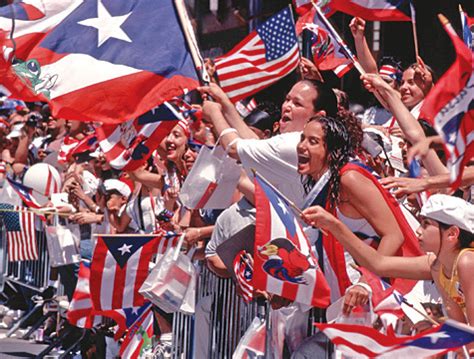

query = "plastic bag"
[179,142,240,209]
[45,219,81,267]
[139,234,196,314]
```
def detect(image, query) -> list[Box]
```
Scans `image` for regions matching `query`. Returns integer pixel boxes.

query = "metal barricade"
[171,264,261,359]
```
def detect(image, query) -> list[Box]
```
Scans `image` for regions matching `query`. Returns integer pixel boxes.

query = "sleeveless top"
[438,248,474,313]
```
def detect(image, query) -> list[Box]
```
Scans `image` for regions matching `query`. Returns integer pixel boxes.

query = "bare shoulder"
[340,169,375,194]
[457,250,474,278]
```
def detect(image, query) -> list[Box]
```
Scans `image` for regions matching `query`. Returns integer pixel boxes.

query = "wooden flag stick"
[410,1,420,62]
[310,0,366,76]
[174,0,211,85]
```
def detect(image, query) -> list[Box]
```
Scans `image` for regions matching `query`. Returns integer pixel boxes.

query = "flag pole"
[308,1,390,109]
[410,1,420,62]
[309,0,366,76]
[173,0,211,85]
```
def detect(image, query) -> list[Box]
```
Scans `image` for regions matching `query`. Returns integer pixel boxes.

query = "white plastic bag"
[139,234,196,314]
[45,218,81,267]
[179,142,240,209]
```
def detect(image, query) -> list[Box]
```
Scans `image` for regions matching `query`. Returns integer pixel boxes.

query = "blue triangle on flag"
[137,103,178,125]
[102,235,156,268]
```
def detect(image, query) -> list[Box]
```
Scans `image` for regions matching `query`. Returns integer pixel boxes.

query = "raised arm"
[349,17,378,74]
[198,83,259,140]
[301,205,433,280]
[361,73,448,176]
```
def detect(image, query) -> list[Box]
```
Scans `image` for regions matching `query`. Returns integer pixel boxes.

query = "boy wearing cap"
[302,194,474,330]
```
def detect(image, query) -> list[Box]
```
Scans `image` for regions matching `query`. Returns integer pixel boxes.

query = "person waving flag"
[0,0,199,123]
[419,15,474,189]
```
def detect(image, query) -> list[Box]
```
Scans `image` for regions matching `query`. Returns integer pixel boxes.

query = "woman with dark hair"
[297,113,422,309]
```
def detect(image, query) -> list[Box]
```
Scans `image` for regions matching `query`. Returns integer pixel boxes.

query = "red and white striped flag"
[216,7,300,103]
[57,136,80,164]
[0,203,37,261]
[302,8,354,77]
[97,102,183,171]
[253,174,331,308]
[419,15,474,189]
[119,306,154,359]
[233,250,254,303]
[67,261,102,328]
[90,235,159,311]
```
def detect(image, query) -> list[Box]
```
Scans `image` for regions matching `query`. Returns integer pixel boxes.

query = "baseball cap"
[103,179,131,198]
[420,194,474,233]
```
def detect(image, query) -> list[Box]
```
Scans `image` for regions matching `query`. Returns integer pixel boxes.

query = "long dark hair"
[302,114,355,207]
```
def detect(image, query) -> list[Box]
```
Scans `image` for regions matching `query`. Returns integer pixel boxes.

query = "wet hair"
[336,109,363,154]
[302,114,354,207]
[333,88,349,111]
[244,101,281,132]
[299,79,338,118]
[439,222,474,249]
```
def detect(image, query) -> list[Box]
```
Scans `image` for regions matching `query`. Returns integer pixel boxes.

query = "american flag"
[419,15,474,189]
[90,235,159,311]
[315,319,474,358]
[96,102,182,171]
[0,203,37,261]
[216,7,300,103]
[253,173,330,308]
[233,250,254,303]
[119,306,154,359]
[58,136,80,164]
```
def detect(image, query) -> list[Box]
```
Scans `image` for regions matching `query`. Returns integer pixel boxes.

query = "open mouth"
[280,115,291,123]
[297,154,309,165]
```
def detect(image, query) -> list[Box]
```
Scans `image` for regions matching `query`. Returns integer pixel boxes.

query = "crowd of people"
[0,11,472,359]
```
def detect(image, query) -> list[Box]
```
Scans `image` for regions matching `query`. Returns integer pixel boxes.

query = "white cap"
[23,163,62,205]
[6,123,24,139]
[420,194,474,233]
[103,179,131,198]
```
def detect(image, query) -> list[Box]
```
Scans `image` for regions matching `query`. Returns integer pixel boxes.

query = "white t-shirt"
[236,132,306,207]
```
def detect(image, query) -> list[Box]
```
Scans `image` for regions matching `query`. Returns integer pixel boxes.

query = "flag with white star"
[0,0,199,124]
[253,173,330,308]
[90,234,160,310]
[419,16,473,190]
[316,319,474,358]
[215,6,300,103]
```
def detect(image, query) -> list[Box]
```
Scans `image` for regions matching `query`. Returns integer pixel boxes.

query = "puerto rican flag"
[119,306,154,359]
[0,0,199,124]
[0,1,45,21]
[107,303,152,341]
[316,319,474,358]
[90,234,159,311]
[67,261,102,328]
[6,176,41,209]
[460,5,473,51]
[302,9,354,77]
[57,136,80,164]
[96,102,182,171]
[233,250,254,304]
[254,173,331,308]
[357,267,404,319]
[419,15,474,189]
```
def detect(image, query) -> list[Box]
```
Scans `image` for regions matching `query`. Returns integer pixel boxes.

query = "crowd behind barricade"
[0,14,472,359]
